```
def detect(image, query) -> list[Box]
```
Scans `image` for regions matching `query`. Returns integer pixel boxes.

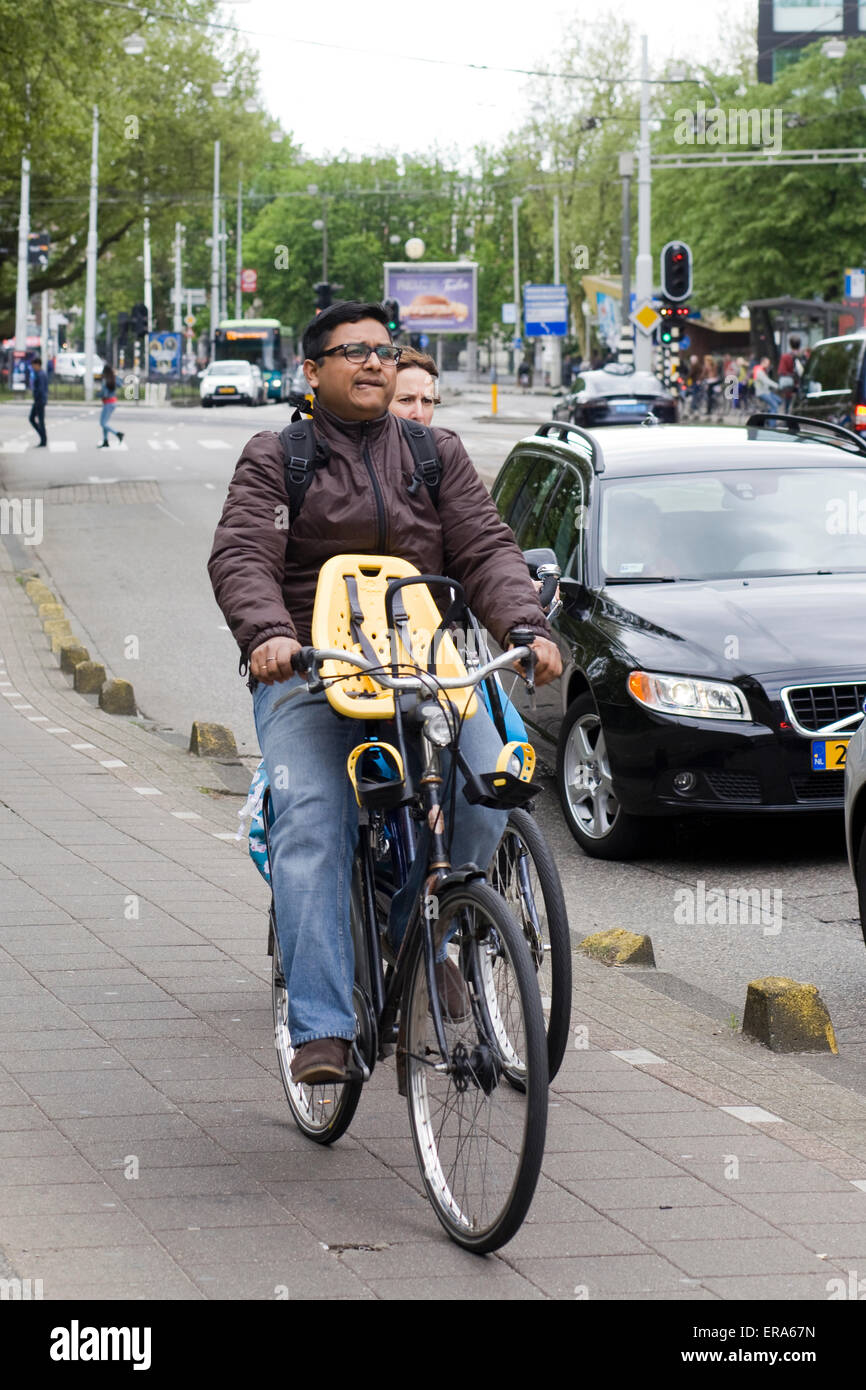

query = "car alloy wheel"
[556,692,649,860]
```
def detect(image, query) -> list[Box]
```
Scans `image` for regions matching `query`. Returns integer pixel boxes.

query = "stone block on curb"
[37,602,65,621]
[43,619,72,639]
[99,679,137,715]
[580,927,656,967]
[742,976,838,1054]
[58,640,90,673]
[73,661,107,694]
[189,722,238,758]
[25,580,54,603]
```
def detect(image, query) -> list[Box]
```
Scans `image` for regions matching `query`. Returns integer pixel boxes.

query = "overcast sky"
[224,0,758,162]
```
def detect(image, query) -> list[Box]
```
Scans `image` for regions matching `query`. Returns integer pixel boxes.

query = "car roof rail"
[746,412,866,457]
[535,419,605,474]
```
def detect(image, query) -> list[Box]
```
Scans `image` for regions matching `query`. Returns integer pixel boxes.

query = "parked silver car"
[844,716,866,942]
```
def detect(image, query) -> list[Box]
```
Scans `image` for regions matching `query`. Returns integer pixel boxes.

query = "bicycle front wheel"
[403,883,548,1254]
[488,808,572,1080]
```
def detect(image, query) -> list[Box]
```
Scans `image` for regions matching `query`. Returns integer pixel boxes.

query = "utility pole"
[220,203,228,325]
[143,205,153,379]
[511,196,522,374]
[173,222,183,334]
[549,190,562,388]
[634,34,653,372]
[235,175,243,319]
[618,151,634,365]
[210,139,220,357]
[83,105,99,403]
[14,154,30,387]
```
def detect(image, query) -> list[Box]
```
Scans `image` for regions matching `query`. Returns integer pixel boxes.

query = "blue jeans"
[756,391,781,414]
[100,401,120,438]
[253,675,508,1046]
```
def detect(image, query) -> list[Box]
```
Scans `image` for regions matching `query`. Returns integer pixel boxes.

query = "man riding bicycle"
[208,300,561,1085]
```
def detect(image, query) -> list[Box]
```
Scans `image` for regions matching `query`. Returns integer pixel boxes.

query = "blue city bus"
[214,318,289,402]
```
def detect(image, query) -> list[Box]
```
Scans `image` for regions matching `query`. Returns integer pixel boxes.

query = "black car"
[492,416,866,859]
[792,331,866,436]
[553,363,677,427]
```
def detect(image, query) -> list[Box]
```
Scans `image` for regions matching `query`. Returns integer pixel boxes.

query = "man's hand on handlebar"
[508,635,562,688]
[250,636,302,684]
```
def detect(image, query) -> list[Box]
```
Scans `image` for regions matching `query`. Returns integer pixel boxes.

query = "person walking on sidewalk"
[29,355,48,448]
[98,366,124,448]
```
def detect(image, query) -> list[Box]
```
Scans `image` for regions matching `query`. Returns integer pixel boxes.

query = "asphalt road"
[2,389,864,1097]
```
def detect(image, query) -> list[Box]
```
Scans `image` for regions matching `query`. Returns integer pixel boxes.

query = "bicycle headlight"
[628,670,751,721]
[420,701,453,747]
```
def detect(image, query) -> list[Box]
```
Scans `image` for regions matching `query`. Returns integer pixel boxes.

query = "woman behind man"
[98,366,124,448]
[390,346,439,425]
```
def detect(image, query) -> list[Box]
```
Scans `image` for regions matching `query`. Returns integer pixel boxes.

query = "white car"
[54,351,106,381]
[200,360,265,407]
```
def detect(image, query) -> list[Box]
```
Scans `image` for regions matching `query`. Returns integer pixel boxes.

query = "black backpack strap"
[278,417,330,526]
[398,416,442,508]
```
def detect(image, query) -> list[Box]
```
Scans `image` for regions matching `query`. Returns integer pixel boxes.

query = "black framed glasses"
[318,342,402,365]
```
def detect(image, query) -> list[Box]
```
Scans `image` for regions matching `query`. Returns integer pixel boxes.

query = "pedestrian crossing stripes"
[1,438,234,454]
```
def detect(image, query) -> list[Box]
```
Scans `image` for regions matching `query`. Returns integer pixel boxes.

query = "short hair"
[31,355,41,365]
[395,346,438,378]
[789,334,801,350]
[302,301,391,363]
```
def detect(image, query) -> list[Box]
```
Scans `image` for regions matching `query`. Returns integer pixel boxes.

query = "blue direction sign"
[418,334,429,348]
[524,283,569,337]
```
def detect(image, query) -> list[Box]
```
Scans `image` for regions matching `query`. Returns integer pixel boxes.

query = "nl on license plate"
[811,738,850,771]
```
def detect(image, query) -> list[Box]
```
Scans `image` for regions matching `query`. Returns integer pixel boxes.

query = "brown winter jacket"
[208,401,551,671]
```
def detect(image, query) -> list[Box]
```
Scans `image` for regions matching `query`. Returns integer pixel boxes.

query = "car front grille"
[791,773,846,802]
[782,682,866,736]
[704,771,762,803]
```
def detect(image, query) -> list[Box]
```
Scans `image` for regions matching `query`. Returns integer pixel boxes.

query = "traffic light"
[131,303,149,337]
[659,304,674,344]
[314,282,332,313]
[28,231,50,270]
[660,241,692,303]
[383,297,401,337]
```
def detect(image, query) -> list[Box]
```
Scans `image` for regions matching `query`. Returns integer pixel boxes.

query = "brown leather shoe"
[433,958,471,1021]
[290,1037,351,1085]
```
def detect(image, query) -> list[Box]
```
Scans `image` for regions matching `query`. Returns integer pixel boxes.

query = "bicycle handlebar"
[289,642,532,694]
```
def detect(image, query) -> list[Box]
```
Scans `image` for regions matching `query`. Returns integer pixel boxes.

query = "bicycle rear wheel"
[403,882,548,1254]
[272,918,363,1145]
[488,808,572,1080]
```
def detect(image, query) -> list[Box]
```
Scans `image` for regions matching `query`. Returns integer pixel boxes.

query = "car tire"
[556,692,653,860]
[202,398,213,408]
[856,825,866,950]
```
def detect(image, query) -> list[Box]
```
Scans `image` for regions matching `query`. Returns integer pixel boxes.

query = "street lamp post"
[511,196,522,375]
[634,33,652,372]
[83,106,99,403]
[14,154,30,380]
[143,204,153,379]
[210,138,220,357]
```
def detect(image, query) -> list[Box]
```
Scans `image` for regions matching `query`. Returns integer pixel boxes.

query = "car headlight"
[628,670,751,721]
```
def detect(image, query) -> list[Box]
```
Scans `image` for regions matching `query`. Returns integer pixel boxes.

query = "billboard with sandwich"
[384,262,477,334]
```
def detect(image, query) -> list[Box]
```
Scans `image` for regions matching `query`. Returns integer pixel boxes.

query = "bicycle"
[266,553,549,1253]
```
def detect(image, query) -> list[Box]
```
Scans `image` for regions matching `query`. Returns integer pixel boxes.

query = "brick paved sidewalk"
[4,558,866,1301]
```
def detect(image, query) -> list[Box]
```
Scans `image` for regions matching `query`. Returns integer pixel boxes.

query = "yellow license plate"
[217,386,236,394]
[811,738,850,771]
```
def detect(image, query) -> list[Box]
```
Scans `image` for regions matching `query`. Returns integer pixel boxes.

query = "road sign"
[171,287,207,307]
[845,268,865,298]
[630,301,662,336]
[240,268,258,293]
[184,314,196,327]
[523,284,568,337]
[501,302,516,324]
[512,336,522,351]
[418,334,429,347]
[680,334,691,350]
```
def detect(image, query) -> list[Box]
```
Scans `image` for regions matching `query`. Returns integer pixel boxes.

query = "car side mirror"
[522,547,558,578]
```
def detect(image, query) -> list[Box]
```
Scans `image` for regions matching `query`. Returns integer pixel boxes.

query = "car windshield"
[599,467,866,581]
[209,362,250,375]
